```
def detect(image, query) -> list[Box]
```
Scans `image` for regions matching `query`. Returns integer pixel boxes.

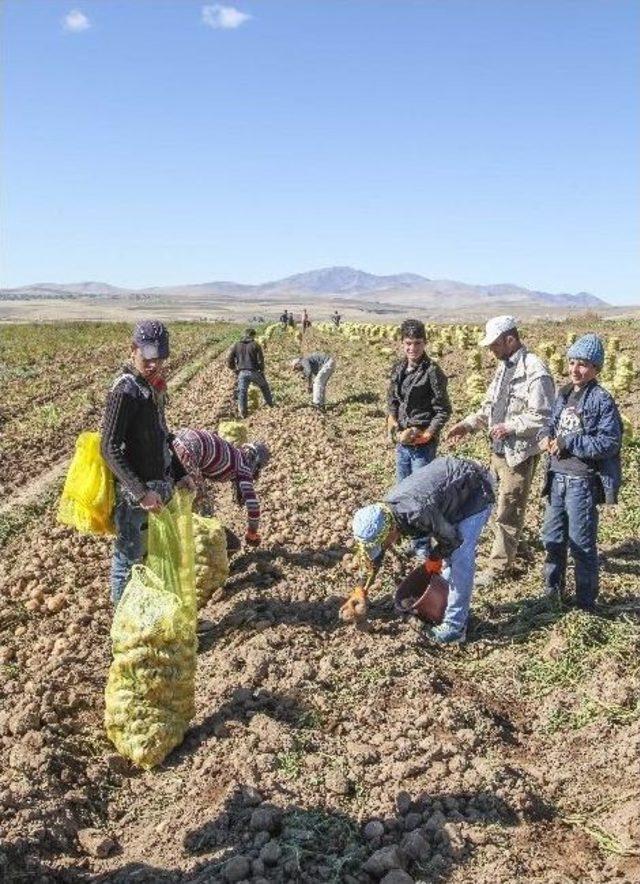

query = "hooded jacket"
[385,456,495,558]
[227,338,265,373]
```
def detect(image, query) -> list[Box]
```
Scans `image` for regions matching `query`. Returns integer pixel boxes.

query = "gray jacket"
[385,456,495,559]
[463,346,555,467]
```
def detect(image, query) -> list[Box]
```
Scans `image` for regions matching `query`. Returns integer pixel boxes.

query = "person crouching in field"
[387,318,452,558]
[101,320,194,605]
[291,352,336,411]
[350,457,495,644]
[539,334,622,613]
[173,429,270,547]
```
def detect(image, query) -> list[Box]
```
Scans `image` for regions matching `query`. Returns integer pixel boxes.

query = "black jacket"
[101,367,185,501]
[388,355,451,435]
[385,456,495,558]
[227,338,265,373]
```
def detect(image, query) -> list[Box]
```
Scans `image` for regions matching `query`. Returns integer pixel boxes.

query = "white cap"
[479,315,518,347]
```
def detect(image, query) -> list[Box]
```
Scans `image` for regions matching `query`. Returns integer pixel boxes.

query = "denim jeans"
[396,440,437,558]
[441,505,493,636]
[109,480,172,605]
[542,473,599,609]
[237,370,274,417]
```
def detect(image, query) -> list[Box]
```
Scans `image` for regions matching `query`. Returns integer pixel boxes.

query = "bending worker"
[291,352,336,410]
[350,456,495,644]
[173,429,270,547]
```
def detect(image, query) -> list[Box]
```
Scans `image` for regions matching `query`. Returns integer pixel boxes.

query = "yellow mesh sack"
[247,385,261,414]
[218,420,248,445]
[57,431,115,535]
[193,514,229,609]
[105,490,197,769]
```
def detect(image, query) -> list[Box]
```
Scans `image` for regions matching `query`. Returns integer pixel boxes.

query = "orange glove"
[339,586,369,622]
[423,557,443,575]
[412,429,434,446]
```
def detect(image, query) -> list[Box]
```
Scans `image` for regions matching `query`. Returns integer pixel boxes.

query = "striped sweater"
[172,429,260,524]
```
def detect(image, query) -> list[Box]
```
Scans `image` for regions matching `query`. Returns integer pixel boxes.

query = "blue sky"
[3,1,639,302]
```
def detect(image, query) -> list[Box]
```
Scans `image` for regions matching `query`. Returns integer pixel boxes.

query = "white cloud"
[63,9,91,33]
[202,4,252,30]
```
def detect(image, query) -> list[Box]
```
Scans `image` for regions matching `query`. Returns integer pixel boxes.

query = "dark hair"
[245,328,256,338]
[400,319,426,341]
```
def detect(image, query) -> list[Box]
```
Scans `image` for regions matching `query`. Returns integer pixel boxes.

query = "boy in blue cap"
[350,456,495,644]
[539,334,623,611]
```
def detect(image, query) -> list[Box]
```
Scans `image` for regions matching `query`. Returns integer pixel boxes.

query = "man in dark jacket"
[226,328,274,418]
[539,334,622,611]
[101,320,192,604]
[387,318,452,557]
[352,457,495,643]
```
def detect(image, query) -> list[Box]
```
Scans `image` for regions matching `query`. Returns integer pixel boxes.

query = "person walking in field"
[101,320,194,604]
[539,334,622,612]
[291,352,336,411]
[302,309,312,333]
[280,309,289,329]
[226,328,274,419]
[387,319,452,557]
[287,312,296,329]
[447,315,555,585]
[332,310,341,328]
[350,456,495,644]
[172,429,271,548]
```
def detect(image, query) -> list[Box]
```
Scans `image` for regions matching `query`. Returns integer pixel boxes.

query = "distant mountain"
[1,266,610,312]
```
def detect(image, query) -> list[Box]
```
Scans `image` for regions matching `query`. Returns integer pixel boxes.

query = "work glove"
[397,427,417,445]
[339,586,369,623]
[245,528,261,547]
[386,415,398,445]
[423,557,443,575]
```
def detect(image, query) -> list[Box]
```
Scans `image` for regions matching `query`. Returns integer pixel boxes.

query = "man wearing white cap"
[447,316,554,584]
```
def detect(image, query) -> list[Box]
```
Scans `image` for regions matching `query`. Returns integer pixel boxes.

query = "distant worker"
[291,351,336,411]
[101,320,193,604]
[349,457,495,644]
[287,312,296,329]
[302,309,312,333]
[280,309,289,329]
[173,429,271,547]
[226,328,274,419]
[332,310,341,328]
[447,315,555,586]
[539,334,622,612]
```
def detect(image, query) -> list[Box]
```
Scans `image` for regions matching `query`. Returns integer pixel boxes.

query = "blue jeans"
[396,441,437,558]
[542,473,599,609]
[109,480,172,605]
[237,370,274,417]
[441,505,493,635]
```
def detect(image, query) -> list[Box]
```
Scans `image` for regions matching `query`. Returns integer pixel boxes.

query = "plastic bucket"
[395,566,449,625]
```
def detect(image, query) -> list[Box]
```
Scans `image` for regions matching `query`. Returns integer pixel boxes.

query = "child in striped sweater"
[172,429,270,546]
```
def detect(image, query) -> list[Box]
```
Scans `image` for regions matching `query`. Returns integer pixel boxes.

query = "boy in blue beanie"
[539,334,622,611]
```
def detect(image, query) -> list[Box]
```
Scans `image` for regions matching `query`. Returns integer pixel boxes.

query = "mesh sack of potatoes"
[218,420,248,445]
[104,490,197,769]
[192,513,229,609]
[247,385,262,414]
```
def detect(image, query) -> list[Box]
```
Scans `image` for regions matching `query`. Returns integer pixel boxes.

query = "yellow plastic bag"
[57,432,115,535]
[193,514,229,609]
[105,490,197,769]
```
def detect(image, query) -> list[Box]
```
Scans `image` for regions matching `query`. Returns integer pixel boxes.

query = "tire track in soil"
[0,330,623,882]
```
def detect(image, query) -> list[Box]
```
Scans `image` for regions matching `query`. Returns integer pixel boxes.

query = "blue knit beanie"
[567,333,604,369]
[352,504,393,562]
